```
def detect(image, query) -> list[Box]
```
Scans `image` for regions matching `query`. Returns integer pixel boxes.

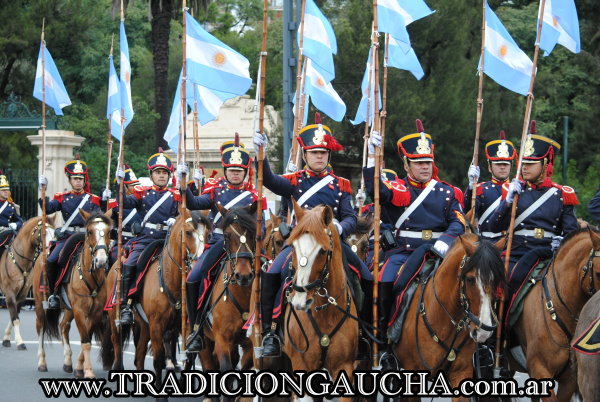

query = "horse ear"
[459,235,477,257]
[588,226,600,250]
[248,200,258,216]
[493,236,507,252]
[79,208,90,221]
[217,203,229,218]
[104,208,113,220]
[46,214,56,226]
[269,209,278,224]
[291,197,304,221]
[322,206,333,227]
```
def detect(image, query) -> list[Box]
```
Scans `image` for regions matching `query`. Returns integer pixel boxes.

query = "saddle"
[0,230,15,261]
[128,239,164,298]
[57,233,85,285]
[387,244,440,344]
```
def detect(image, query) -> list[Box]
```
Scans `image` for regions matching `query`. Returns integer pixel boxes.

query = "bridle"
[290,228,333,295]
[74,217,111,300]
[223,218,255,287]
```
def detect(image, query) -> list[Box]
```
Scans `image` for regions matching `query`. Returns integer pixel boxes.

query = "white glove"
[176,163,189,183]
[8,222,18,231]
[355,188,366,206]
[38,175,48,189]
[368,131,382,155]
[333,220,343,237]
[193,168,203,182]
[253,131,267,153]
[468,164,480,189]
[102,189,112,201]
[115,167,125,184]
[165,218,176,227]
[506,178,523,204]
[286,161,297,174]
[551,236,563,251]
[433,240,449,257]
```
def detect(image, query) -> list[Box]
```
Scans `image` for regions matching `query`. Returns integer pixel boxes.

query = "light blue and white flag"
[377,0,411,46]
[301,0,337,82]
[387,35,425,80]
[538,0,580,56]
[33,44,71,116]
[304,59,346,122]
[482,1,533,96]
[185,11,252,96]
[120,21,134,127]
[106,55,122,139]
[351,49,381,126]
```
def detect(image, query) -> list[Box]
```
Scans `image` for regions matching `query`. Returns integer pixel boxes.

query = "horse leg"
[447,356,474,402]
[555,373,577,402]
[60,311,73,373]
[81,342,95,378]
[35,298,47,372]
[73,311,95,378]
[333,363,355,402]
[134,324,150,370]
[150,325,167,392]
[240,340,254,370]
[74,348,85,378]
[3,320,13,347]
[214,333,234,371]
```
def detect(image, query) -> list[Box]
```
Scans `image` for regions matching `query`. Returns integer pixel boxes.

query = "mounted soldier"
[488,121,578,297]
[0,172,23,260]
[253,116,373,359]
[465,130,517,240]
[363,119,466,369]
[38,156,103,309]
[184,136,266,352]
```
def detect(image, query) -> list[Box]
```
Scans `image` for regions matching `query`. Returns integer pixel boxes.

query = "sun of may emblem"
[73,161,84,173]
[524,136,535,157]
[416,133,431,154]
[157,154,168,166]
[229,148,243,165]
[313,126,327,146]
[496,141,510,158]
[213,52,226,66]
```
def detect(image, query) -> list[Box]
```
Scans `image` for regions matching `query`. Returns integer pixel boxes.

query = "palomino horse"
[0,216,54,349]
[345,210,373,263]
[392,234,505,399]
[510,227,600,401]
[573,288,600,402]
[265,211,286,260]
[105,209,206,381]
[197,202,258,373]
[284,200,358,397]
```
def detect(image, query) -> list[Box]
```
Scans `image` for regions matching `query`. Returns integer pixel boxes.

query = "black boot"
[357,279,373,361]
[261,272,282,357]
[186,281,204,352]
[46,261,61,309]
[377,282,399,371]
[119,264,136,326]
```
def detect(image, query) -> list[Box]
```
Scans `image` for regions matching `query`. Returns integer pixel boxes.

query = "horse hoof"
[84,373,95,379]
[2,340,10,347]
[38,364,48,372]
[17,343,26,351]
[74,369,84,378]
[112,363,124,371]
[63,364,73,373]
[103,364,111,371]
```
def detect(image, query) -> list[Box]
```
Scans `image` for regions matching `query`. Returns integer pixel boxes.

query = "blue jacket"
[42,191,102,237]
[0,199,23,230]
[464,178,509,239]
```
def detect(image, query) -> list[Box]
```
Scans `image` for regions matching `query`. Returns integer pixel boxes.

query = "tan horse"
[0,217,54,350]
[284,201,357,400]
[510,227,600,401]
[105,209,207,382]
[197,203,257,373]
[264,211,286,260]
[345,210,373,263]
[392,234,505,402]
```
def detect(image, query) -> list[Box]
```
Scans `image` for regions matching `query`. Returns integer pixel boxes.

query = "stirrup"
[262,332,281,357]
[47,294,61,309]
[379,351,399,371]
[118,306,134,326]
[186,327,204,352]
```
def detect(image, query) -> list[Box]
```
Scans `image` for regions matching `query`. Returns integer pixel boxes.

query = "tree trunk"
[151,0,172,150]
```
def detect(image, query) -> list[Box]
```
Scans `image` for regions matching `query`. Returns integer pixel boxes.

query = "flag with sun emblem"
[33,43,71,116]
[106,54,122,139]
[304,59,346,122]
[481,1,533,96]
[120,20,134,127]
[537,0,580,57]
[185,11,252,96]
[351,48,381,126]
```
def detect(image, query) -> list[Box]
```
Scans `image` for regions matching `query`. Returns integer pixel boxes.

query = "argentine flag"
[387,36,425,80]
[482,1,533,96]
[304,59,346,122]
[185,11,252,96]
[538,0,580,56]
[33,44,71,116]
[120,21,134,127]
[106,55,122,139]
[351,48,381,126]
[301,0,337,82]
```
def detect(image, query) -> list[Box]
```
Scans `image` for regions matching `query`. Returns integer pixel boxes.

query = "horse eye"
[466,277,476,285]
[318,249,326,256]
[275,240,283,247]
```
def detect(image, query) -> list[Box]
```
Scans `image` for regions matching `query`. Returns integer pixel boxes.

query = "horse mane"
[560,226,600,247]
[85,212,111,227]
[191,210,210,229]
[220,206,256,235]
[287,206,331,249]
[355,213,374,235]
[460,237,506,291]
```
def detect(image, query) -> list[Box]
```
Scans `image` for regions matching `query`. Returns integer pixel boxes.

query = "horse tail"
[97,313,114,370]
[120,323,132,349]
[43,309,61,341]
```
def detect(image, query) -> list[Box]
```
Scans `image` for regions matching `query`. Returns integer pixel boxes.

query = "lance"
[105,34,115,200]
[370,0,382,368]
[493,0,548,376]
[379,33,390,176]
[40,19,49,309]
[289,0,307,173]
[180,0,189,351]
[359,41,375,211]
[469,0,487,225]
[252,0,269,366]
[192,85,202,194]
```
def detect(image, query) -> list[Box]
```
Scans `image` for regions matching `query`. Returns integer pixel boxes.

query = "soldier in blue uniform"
[38,157,103,309]
[363,120,466,368]
[488,121,578,297]
[464,131,516,241]
[185,138,266,352]
[253,118,373,358]
[0,172,23,260]
[590,184,600,224]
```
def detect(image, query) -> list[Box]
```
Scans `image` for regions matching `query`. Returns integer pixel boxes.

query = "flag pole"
[180,0,189,352]
[106,34,115,197]
[40,18,49,308]
[493,0,547,376]
[371,0,382,369]
[252,0,270,368]
[470,0,486,224]
[359,41,375,210]
[380,34,390,170]
[289,0,307,172]
[190,9,202,195]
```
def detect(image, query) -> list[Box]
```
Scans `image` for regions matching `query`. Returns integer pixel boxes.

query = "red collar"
[70,190,85,195]
[406,176,432,189]
[305,169,330,178]
[226,183,245,190]
[491,177,509,185]
[526,178,553,190]
[151,185,167,191]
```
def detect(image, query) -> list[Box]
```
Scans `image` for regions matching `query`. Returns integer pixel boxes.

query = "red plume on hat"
[529,120,536,134]
[234,132,240,147]
[158,147,164,153]
[315,112,322,125]
[499,130,506,140]
[416,119,425,132]
[317,112,344,151]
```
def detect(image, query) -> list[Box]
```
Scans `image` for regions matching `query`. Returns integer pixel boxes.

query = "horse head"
[171,209,209,261]
[218,202,258,287]
[265,210,285,259]
[455,234,506,343]
[588,227,600,287]
[287,199,340,311]
[345,210,373,262]
[79,209,112,270]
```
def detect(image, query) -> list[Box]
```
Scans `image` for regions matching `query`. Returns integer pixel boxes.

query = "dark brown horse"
[345,210,373,263]
[284,200,358,399]
[197,202,257,372]
[0,216,54,349]
[264,210,286,260]
[105,209,207,382]
[510,227,600,401]
[392,234,505,401]
[573,289,600,402]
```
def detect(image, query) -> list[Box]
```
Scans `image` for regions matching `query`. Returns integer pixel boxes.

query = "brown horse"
[392,233,505,401]
[264,210,286,260]
[284,200,358,398]
[509,227,600,401]
[197,202,257,373]
[573,289,600,402]
[105,209,207,381]
[0,216,54,350]
[345,210,373,263]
